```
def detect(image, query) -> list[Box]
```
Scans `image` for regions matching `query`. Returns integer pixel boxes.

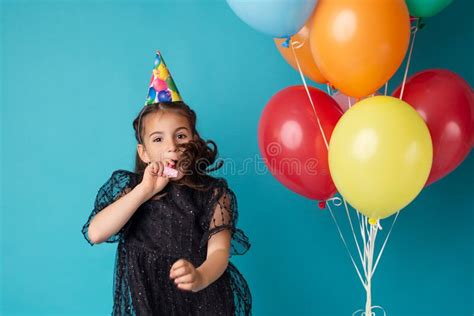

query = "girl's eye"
[153,137,162,142]
[177,134,187,140]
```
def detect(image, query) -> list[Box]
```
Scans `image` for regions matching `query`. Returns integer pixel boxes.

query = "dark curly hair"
[132,101,223,191]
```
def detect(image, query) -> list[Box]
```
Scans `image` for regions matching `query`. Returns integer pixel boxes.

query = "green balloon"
[166,77,178,93]
[405,0,453,18]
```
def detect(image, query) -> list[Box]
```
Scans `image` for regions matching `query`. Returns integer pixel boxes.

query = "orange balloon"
[275,14,326,84]
[310,0,410,98]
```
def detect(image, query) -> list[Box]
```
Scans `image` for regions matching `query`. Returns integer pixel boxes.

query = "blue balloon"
[226,0,318,38]
[157,90,172,102]
[148,87,156,101]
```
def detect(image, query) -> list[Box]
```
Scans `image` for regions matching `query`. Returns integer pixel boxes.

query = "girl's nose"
[167,142,177,152]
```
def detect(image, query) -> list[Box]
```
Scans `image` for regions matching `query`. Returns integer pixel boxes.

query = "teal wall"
[1,0,472,315]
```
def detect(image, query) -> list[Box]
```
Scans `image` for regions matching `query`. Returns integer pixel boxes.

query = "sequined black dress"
[81,169,252,315]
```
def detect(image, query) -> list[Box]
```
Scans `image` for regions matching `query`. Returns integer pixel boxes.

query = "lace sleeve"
[81,169,136,246]
[199,178,251,257]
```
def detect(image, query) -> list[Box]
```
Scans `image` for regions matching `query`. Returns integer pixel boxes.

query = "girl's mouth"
[166,159,178,169]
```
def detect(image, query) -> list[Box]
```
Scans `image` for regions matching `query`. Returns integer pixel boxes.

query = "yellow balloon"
[328,96,433,219]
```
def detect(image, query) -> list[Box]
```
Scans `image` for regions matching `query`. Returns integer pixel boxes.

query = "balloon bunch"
[228,0,471,314]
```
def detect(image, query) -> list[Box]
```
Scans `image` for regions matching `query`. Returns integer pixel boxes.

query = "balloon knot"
[318,201,326,209]
[418,18,426,30]
[281,36,291,48]
[368,218,378,225]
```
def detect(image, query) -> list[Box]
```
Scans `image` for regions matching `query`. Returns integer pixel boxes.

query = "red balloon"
[393,69,474,186]
[471,90,474,148]
[258,86,343,200]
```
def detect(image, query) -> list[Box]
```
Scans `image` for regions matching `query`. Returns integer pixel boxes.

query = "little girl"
[81,52,252,315]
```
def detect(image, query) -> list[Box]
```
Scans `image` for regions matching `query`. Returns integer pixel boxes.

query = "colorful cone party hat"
[145,51,182,105]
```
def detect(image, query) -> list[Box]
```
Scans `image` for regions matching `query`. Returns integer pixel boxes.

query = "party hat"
[145,51,182,105]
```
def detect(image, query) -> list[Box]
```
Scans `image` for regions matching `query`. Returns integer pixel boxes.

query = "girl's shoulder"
[199,174,229,191]
[111,168,139,177]
[104,169,141,190]
[194,175,235,203]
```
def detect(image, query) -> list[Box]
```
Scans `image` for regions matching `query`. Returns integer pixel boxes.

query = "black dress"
[81,169,252,316]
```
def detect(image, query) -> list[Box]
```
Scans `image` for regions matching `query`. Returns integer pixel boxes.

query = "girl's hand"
[169,259,207,292]
[139,161,170,200]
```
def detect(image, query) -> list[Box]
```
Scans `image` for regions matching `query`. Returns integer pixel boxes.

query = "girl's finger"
[177,282,193,291]
[171,266,189,279]
[171,259,187,271]
[157,161,164,177]
[174,273,194,284]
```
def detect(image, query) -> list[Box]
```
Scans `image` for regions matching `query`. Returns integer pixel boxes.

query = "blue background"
[1,0,473,315]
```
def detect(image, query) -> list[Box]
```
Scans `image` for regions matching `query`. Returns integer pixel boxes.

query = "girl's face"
[137,110,194,179]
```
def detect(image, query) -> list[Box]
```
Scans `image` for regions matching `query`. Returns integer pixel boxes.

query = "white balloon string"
[290,39,305,49]
[326,83,332,95]
[364,215,371,237]
[327,196,343,207]
[356,211,367,275]
[372,211,400,275]
[327,203,367,290]
[348,96,353,108]
[364,226,373,312]
[371,223,379,279]
[343,199,366,271]
[384,81,389,96]
[352,305,387,316]
[367,224,374,276]
[290,39,330,149]
[399,21,419,100]
[361,219,368,274]
[364,222,379,313]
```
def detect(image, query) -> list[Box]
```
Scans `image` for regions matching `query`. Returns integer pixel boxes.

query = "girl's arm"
[196,229,231,288]
[87,183,151,244]
[196,189,233,287]
[170,189,233,292]
[88,162,170,244]
[170,226,231,292]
